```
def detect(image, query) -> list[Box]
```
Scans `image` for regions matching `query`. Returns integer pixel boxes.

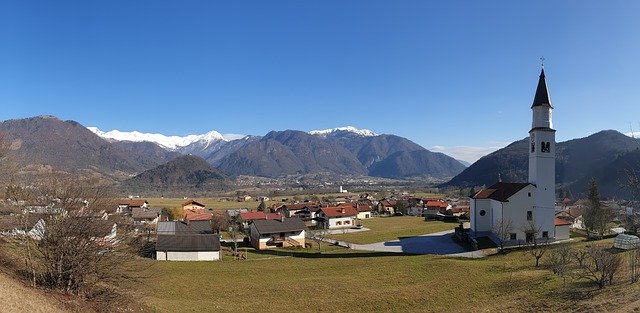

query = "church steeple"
[531,68,553,108]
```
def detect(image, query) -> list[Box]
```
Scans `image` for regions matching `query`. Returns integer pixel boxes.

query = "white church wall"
[501,185,536,241]
[471,199,493,234]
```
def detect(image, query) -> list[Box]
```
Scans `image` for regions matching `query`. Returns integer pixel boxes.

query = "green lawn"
[140,239,640,312]
[327,216,458,244]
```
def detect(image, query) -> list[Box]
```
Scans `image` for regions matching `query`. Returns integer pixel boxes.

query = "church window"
[531,141,535,152]
[542,231,549,239]
[528,192,531,197]
[479,210,486,217]
[509,233,517,240]
[541,142,551,153]
[526,211,533,221]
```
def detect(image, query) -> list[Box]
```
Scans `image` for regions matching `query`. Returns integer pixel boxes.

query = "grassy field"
[140,238,640,312]
[327,216,458,244]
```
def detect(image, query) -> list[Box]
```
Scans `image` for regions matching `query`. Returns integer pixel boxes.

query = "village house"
[378,200,396,215]
[156,220,219,261]
[354,203,373,219]
[554,217,571,240]
[131,207,163,225]
[181,200,212,222]
[424,200,451,219]
[249,217,306,250]
[117,198,148,215]
[182,199,206,211]
[239,211,283,231]
[316,206,358,229]
[184,209,213,222]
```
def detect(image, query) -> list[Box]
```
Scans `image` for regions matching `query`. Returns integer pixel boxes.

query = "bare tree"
[574,248,589,268]
[210,212,230,234]
[621,167,640,233]
[12,175,145,298]
[492,218,514,253]
[578,245,623,289]
[630,248,640,283]
[523,221,549,267]
[307,228,329,253]
[546,244,572,286]
[226,214,242,256]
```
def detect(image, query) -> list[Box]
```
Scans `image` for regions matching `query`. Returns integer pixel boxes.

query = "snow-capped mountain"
[309,126,377,137]
[87,127,244,150]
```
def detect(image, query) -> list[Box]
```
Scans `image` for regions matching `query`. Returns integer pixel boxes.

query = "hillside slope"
[122,155,227,192]
[0,273,68,313]
[443,130,640,198]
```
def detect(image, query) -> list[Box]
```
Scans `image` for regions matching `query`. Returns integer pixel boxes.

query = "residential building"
[316,206,358,229]
[249,217,306,250]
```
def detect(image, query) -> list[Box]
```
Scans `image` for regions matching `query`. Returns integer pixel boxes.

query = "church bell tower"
[528,67,556,220]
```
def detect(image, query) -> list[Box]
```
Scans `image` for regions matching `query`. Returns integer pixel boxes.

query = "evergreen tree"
[583,178,612,238]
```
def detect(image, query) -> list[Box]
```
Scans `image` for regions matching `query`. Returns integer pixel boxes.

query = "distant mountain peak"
[309,126,377,137]
[87,127,245,150]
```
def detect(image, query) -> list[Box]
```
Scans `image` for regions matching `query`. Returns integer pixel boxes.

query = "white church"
[469,67,570,245]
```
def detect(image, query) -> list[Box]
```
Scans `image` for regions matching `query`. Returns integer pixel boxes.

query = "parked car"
[354,224,364,229]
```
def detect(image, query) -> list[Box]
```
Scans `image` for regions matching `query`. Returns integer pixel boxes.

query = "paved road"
[321,230,485,258]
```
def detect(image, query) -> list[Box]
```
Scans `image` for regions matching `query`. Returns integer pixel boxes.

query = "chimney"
[341,208,345,214]
[280,216,285,222]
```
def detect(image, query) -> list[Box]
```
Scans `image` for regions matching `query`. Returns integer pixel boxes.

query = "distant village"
[2,186,638,263]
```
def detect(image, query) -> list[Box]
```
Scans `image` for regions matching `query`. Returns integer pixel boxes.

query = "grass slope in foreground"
[142,239,640,313]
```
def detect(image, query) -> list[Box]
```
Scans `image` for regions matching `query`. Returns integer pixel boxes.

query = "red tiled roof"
[239,212,283,221]
[319,207,358,218]
[380,200,396,207]
[555,217,572,226]
[185,210,212,221]
[119,199,147,207]
[472,182,531,202]
[426,201,448,208]
[355,204,372,212]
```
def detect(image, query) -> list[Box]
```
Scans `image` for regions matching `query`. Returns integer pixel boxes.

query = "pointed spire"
[531,67,553,108]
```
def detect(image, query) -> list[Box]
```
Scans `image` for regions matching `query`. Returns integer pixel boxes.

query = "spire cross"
[540,56,545,68]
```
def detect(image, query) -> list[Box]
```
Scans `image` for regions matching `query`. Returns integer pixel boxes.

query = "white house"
[316,207,358,229]
[470,67,557,245]
[355,204,373,219]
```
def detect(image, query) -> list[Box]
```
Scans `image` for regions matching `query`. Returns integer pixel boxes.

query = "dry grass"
[327,216,458,244]
[141,239,640,313]
[0,272,69,313]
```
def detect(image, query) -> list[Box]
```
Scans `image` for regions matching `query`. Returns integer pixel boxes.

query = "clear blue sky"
[1,1,639,162]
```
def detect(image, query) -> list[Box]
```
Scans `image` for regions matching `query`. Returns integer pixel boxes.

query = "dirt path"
[0,272,68,313]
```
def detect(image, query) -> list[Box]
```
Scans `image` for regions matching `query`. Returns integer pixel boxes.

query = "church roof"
[472,182,532,202]
[531,68,553,109]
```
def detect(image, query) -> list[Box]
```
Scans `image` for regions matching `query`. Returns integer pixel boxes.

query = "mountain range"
[6,115,638,198]
[0,116,466,185]
[443,130,640,198]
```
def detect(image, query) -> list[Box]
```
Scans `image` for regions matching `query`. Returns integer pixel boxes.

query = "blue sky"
[1,1,639,162]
